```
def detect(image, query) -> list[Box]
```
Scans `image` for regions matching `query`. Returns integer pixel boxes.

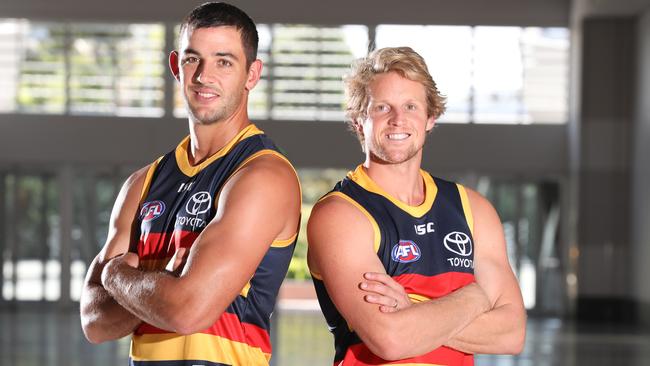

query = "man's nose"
[195,62,217,84]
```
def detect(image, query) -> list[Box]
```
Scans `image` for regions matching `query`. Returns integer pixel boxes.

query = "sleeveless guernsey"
[130,124,298,366]
[312,165,476,366]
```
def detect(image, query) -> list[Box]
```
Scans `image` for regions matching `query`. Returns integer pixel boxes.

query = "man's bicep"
[177,158,301,310]
[307,197,387,340]
[469,189,524,308]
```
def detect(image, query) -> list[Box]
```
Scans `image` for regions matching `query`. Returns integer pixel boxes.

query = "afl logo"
[443,231,472,256]
[140,201,165,222]
[186,191,212,215]
[391,240,421,263]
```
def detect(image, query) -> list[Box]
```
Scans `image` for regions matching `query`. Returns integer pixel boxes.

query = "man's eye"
[218,59,232,67]
[182,57,199,65]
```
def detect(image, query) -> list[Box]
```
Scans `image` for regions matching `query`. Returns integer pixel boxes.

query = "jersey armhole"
[216,149,302,243]
[309,191,382,280]
[456,184,475,237]
[139,156,163,204]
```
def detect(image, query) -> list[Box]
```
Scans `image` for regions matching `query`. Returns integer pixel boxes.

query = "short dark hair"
[179,2,259,67]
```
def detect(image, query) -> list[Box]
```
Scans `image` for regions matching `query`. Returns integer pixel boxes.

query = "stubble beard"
[368,141,420,165]
[183,89,243,126]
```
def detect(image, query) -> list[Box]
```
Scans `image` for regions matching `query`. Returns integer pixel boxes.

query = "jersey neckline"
[347,165,438,218]
[175,124,263,177]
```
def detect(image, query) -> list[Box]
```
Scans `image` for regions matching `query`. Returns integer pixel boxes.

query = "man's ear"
[245,59,263,91]
[425,116,435,132]
[169,51,181,82]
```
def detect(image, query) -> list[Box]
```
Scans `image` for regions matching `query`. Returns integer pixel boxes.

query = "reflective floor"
[1,307,650,366]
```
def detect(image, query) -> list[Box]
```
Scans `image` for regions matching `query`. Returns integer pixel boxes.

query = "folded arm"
[80,167,148,344]
[360,188,526,355]
[101,155,301,335]
[307,194,490,361]
[444,188,526,354]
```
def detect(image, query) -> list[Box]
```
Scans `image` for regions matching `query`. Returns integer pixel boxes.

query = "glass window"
[376,25,473,123]
[69,23,165,117]
[377,24,569,124]
[269,25,368,121]
[0,20,66,114]
[473,27,525,123]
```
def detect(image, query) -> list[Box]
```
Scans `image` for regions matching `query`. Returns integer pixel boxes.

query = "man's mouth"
[387,133,410,140]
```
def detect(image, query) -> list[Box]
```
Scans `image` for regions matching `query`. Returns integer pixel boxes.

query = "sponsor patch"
[140,201,165,222]
[391,240,421,263]
[443,231,472,256]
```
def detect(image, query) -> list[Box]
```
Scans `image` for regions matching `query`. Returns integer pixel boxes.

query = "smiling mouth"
[194,89,220,100]
[387,133,410,140]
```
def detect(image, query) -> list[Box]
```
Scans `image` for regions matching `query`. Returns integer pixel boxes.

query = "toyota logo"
[185,191,212,215]
[443,231,472,256]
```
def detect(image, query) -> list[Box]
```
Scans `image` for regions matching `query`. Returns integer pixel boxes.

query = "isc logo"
[414,222,435,235]
[140,200,165,222]
[391,240,421,263]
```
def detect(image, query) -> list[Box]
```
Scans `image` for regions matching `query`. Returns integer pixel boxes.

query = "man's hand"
[360,272,412,313]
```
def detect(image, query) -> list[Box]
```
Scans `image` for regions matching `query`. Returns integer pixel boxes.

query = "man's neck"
[187,111,250,166]
[363,155,426,206]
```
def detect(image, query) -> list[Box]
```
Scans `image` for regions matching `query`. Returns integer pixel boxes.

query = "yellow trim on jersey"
[272,232,298,248]
[139,157,163,203]
[407,293,431,303]
[456,184,474,237]
[324,191,381,253]
[228,148,303,205]
[130,332,270,365]
[308,191,382,280]
[347,165,437,218]
[240,281,251,298]
[174,124,264,177]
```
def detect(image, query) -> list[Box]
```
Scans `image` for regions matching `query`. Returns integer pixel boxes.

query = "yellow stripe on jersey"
[214,149,303,212]
[309,191,382,280]
[323,191,381,252]
[347,165,438,218]
[272,232,298,248]
[140,157,163,203]
[174,124,264,177]
[130,332,270,365]
[456,184,474,237]
[240,281,251,298]
[408,293,431,303]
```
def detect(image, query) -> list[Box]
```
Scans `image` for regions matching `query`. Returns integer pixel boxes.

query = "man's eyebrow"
[213,52,239,61]
[183,48,200,56]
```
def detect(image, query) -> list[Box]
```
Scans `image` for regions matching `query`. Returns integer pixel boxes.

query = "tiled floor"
[1,307,649,366]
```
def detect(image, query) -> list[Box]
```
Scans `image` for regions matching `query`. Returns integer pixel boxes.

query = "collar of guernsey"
[346,164,438,218]
[174,124,264,177]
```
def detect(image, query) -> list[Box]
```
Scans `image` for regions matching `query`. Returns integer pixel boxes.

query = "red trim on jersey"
[393,272,475,299]
[135,312,271,353]
[341,342,473,365]
[137,230,199,260]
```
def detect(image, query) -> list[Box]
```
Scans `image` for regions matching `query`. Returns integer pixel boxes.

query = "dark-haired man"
[308,47,526,365]
[80,3,301,365]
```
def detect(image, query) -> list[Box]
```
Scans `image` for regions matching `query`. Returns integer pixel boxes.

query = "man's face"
[361,71,435,165]
[173,26,254,125]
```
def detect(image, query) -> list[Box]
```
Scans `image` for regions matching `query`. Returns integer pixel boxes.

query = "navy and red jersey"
[130,124,299,366]
[311,165,476,366]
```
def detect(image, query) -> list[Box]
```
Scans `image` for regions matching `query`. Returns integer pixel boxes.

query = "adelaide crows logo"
[391,240,421,263]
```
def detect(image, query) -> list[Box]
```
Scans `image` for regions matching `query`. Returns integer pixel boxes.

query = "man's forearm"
[80,283,142,344]
[444,303,526,354]
[101,260,182,332]
[366,283,491,360]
